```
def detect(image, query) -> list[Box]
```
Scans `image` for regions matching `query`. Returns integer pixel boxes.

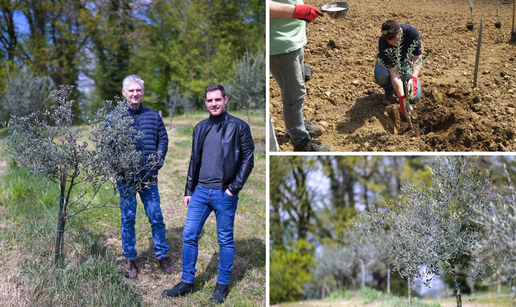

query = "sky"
[13,11,29,34]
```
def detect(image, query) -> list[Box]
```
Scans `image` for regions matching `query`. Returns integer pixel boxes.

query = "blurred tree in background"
[1,69,52,122]
[227,49,265,134]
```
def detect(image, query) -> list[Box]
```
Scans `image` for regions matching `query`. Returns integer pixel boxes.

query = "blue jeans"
[374,60,422,103]
[117,181,169,260]
[270,47,310,146]
[181,186,239,285]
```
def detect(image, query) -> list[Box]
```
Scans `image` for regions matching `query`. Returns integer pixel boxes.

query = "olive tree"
[1,70,53,122]
[355,213,394,295]
[304,242,357,299]
[378,34,425,127]
[227,49,265,134]
[5,85,157,264]
[472,165,516,291]
[389,156,492,307]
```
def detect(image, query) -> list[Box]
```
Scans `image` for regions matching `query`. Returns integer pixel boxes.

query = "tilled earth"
[270,0,516,152]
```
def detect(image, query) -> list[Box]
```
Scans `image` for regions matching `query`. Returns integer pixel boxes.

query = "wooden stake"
[513,0,516,39]
[473,19,483,89]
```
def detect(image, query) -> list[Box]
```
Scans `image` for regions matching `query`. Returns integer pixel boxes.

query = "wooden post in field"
[512,0,516,39]
[473,19,483,89]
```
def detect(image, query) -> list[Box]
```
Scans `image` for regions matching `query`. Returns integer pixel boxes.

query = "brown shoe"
[125,259,138,279]
[157,256,174,274]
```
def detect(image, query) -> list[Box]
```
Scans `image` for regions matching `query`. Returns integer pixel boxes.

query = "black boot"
[162,282,194,298]
[210,283,229,303]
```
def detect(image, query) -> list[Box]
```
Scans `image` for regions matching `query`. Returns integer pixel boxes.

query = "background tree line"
[0,0,265,122]
[269,156,516,304]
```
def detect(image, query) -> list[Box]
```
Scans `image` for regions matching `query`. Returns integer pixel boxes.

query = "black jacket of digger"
[184,111,254,196]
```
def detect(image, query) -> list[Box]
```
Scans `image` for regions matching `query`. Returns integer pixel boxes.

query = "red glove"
[408,76,418,99]
[397,96,407,117]
[292,4,323,22]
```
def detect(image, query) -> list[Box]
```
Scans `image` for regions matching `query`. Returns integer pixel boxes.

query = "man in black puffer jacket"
[162,84,255,304]
[117,75,174,279]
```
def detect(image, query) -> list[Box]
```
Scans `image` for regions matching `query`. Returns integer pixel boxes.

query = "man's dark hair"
[204,84,226,99]
[382,20,400,41]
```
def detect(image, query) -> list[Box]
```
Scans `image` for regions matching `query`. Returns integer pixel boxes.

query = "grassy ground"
[272,288,514,307]
[425,291,515,307]
[0,109,266,306]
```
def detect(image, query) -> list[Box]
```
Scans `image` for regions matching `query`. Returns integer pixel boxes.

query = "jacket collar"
[127,102,142,114]
[209,111,227,125]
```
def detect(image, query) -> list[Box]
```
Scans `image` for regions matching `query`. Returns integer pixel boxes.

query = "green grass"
[359,287,385,304]
[426,291,515,306]
[380,295,442,307]
[0,127,10,140]
[275,287,514,307]
[326,289,356,301]
[174,125,194,137]
[0,111,266,306]
[0,166,143,306]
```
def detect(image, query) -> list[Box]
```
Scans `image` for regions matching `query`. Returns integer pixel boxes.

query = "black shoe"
[210,283,229,304]
[162,282,194,298]
[293,136,332,152]
[382,91,395,105]
[305,122,324,138]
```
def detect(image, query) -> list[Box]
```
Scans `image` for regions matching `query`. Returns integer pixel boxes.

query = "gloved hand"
[292,4,323,22]
[397,95,407,117]
[407,76,418,100]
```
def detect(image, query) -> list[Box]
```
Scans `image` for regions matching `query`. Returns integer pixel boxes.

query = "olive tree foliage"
[1,70,53,122]
[354,215,393,295]
[303,228,392,299]
[388,156,492,307]
[378,33,426,126]
[303,242,357,299]
[378,35,425,87]
[472,165,516,289]
[5,85,156,264]
[227,49,265,134]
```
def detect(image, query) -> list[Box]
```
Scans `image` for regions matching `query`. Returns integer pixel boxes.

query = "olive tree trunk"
[54,167,68,265]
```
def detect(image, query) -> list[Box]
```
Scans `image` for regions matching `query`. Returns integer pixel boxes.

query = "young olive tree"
[355,213,394,295]
[472,165,516,291]
[228,49,265,135]
[379,35,425,127]
[5,85,158,264]
[467,0,474,17]
[1,70,53,122]
[306,243,358,298]
[389,156,492,307]
[162,83,180,127]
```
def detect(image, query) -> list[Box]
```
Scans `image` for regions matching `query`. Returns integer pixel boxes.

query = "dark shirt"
[378,24,422,68]
[198,112,225,189]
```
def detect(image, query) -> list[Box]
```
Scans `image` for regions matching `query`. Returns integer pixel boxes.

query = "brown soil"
[270,0,516,152]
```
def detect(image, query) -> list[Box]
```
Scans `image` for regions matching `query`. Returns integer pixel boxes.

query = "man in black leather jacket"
[162,84,255,304]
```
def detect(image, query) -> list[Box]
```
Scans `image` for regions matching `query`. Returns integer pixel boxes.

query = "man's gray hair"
[123,75,145,90]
